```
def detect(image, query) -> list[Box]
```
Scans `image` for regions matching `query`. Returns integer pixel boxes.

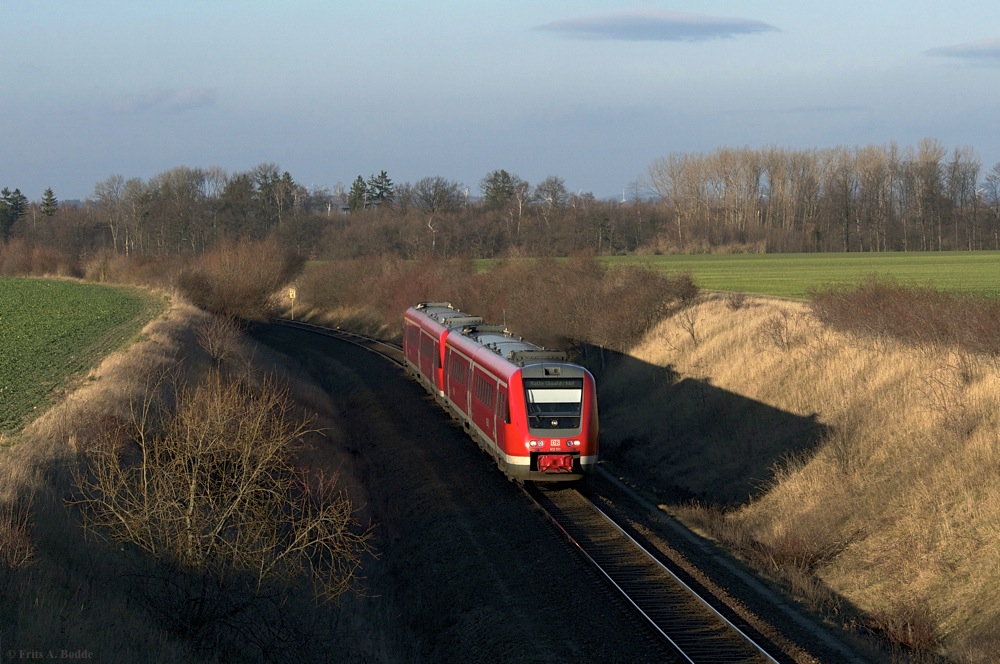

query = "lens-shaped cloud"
[536,10,778,42]
[925,38,1000,62]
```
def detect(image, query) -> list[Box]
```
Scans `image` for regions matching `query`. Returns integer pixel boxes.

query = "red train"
[403,302,598,482]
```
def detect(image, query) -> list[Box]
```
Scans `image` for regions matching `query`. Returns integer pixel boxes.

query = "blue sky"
[3,1,999,202]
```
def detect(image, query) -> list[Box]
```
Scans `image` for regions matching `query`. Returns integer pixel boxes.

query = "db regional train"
[403,302,598,482]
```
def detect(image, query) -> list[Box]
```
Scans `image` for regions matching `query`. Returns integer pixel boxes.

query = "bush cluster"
[175,237,304,321]
[82,250,184,288]
[810,277,1000,355]
[0,238,79,277]
[299,255,699,353]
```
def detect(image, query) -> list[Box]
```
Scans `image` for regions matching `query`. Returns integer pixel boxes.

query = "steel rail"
[275,318,405,366]
[526,485,783,664]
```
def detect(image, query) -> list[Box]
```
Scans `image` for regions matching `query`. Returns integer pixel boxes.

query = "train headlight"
[529,440,538,447]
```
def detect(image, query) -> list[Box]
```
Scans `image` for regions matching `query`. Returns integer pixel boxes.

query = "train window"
[523,377,583,430]
[452,358,468,385]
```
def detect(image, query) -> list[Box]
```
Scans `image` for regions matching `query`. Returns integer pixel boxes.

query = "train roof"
[457,323,568,367]
[411,302,484,328]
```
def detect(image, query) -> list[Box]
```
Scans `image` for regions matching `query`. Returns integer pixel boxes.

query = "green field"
[0,278,165,433]
[605,251,1000,299]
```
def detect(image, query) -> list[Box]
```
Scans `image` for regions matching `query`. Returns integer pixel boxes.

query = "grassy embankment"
[1,269,386,662]
[0,278,166,435]
[588,253,1000,659]
[596,288,1000,662]
[0,278,181,656]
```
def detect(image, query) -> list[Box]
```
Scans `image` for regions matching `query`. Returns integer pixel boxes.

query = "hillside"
[592,295,1000,661]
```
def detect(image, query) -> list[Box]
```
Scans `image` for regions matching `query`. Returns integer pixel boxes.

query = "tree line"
[646,138,998,253]
[3,138,1000,269]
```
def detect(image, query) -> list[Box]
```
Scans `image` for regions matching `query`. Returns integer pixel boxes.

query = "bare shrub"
[758,310,794,350]
[83,251,183,288]
[811,277,1000,355]
[918,362,981,436]
[0,238,78,276]
[299,256,700,352]
[592,265,699,353]
[71,367,373,646]
[866,599,940,653]
[297,256,470,337]
[195,315,246,367]
[676,300,701,347]
[725,290,748,311]
[299,256,400,312]
[176,237,304,321]
[0,495,35,569]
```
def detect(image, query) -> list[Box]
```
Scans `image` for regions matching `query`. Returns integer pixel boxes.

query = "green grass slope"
[0,278,164,433]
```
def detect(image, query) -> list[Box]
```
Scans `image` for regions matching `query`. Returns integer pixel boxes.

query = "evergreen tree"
[365,171,394,207]
[41,187,59,217]
[347,176,367,212]
[480,169,525,210]
[0,187,28,241]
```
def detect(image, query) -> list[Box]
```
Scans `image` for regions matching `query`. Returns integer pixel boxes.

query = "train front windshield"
[524,378,583,430]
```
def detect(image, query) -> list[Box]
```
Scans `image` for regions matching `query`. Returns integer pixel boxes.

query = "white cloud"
[536,10,778,42]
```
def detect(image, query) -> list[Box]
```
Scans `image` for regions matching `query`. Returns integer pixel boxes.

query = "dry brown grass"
[613,295,1000,661]
[0,297,383,661]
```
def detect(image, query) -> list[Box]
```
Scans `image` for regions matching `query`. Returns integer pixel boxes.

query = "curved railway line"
[276,318,867,663]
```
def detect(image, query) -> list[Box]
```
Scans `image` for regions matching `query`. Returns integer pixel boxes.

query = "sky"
[3,1,1000,202]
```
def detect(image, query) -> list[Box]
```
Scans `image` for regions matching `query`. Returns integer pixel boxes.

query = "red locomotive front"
[505,364,598,481]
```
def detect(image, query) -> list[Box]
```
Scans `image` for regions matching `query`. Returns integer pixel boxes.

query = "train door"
[446,351,471,416]
[494,386,508,454]
[419,332,435,385]
[472,371,494,441]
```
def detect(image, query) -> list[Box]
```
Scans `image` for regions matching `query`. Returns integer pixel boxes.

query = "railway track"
[273,319,812,662]
[277,318,405,365]
[527,483,782,663]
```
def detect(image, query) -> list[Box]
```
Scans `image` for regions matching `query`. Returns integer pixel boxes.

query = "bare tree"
[412,176,465,253]
[648,153,709,247]
[983,162,1000,249]
[914,138,947,250]
[946,146,981,250]
[93,175,127,253]
[72,367,372,615]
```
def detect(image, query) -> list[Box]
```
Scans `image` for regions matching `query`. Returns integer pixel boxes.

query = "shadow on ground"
[577,344,828,508]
